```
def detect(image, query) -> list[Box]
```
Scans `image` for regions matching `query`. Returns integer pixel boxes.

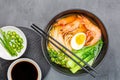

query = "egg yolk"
[75,34,85,45]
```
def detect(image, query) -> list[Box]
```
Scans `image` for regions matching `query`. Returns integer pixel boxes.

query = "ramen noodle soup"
[47,14,103,73]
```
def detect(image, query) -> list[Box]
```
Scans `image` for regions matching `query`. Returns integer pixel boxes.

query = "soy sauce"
[11,61,38,80]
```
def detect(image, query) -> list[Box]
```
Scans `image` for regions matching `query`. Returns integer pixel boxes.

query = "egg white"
[71,33,86,50]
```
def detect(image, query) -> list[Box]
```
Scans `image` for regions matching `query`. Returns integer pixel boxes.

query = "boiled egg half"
[71,32,86,50]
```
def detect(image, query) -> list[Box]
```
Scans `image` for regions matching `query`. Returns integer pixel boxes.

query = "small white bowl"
[7,58,42,80]
[0,26,27,60]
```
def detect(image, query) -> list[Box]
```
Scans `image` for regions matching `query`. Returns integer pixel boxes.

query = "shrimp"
[81,15,101,46]
[57,15,77,26]
[60,18,81,34]
[58,18,88,49]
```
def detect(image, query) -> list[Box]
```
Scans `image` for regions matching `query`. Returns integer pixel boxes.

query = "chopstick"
[31,24,97,77]
[32,24,97,73]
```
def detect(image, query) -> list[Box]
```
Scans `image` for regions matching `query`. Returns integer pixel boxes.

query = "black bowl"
[41,9,108,76]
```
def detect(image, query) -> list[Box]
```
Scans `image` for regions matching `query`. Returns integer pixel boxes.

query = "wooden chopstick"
[31,24,96,77]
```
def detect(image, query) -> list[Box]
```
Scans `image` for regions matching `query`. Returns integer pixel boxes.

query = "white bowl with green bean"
[0,26,27,60]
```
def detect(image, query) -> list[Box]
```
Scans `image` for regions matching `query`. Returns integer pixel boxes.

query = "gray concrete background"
[0,0,120,80]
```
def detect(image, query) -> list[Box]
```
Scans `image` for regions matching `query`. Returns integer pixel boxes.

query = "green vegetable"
[47,39,103,73]
[70,54,94,73]
[48,48,68,67]
[69,40,103,73]
[0,29,24,56]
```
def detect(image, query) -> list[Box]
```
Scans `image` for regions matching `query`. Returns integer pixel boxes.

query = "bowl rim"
[7,58,42,80]
[41,9,109,76]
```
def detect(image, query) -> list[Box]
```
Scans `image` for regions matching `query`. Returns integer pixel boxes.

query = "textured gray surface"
[0,0,120,80]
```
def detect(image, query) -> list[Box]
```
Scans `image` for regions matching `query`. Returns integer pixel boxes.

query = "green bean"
[51,58,55,62]
[0,29,24,56]
[12,31,16,36]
